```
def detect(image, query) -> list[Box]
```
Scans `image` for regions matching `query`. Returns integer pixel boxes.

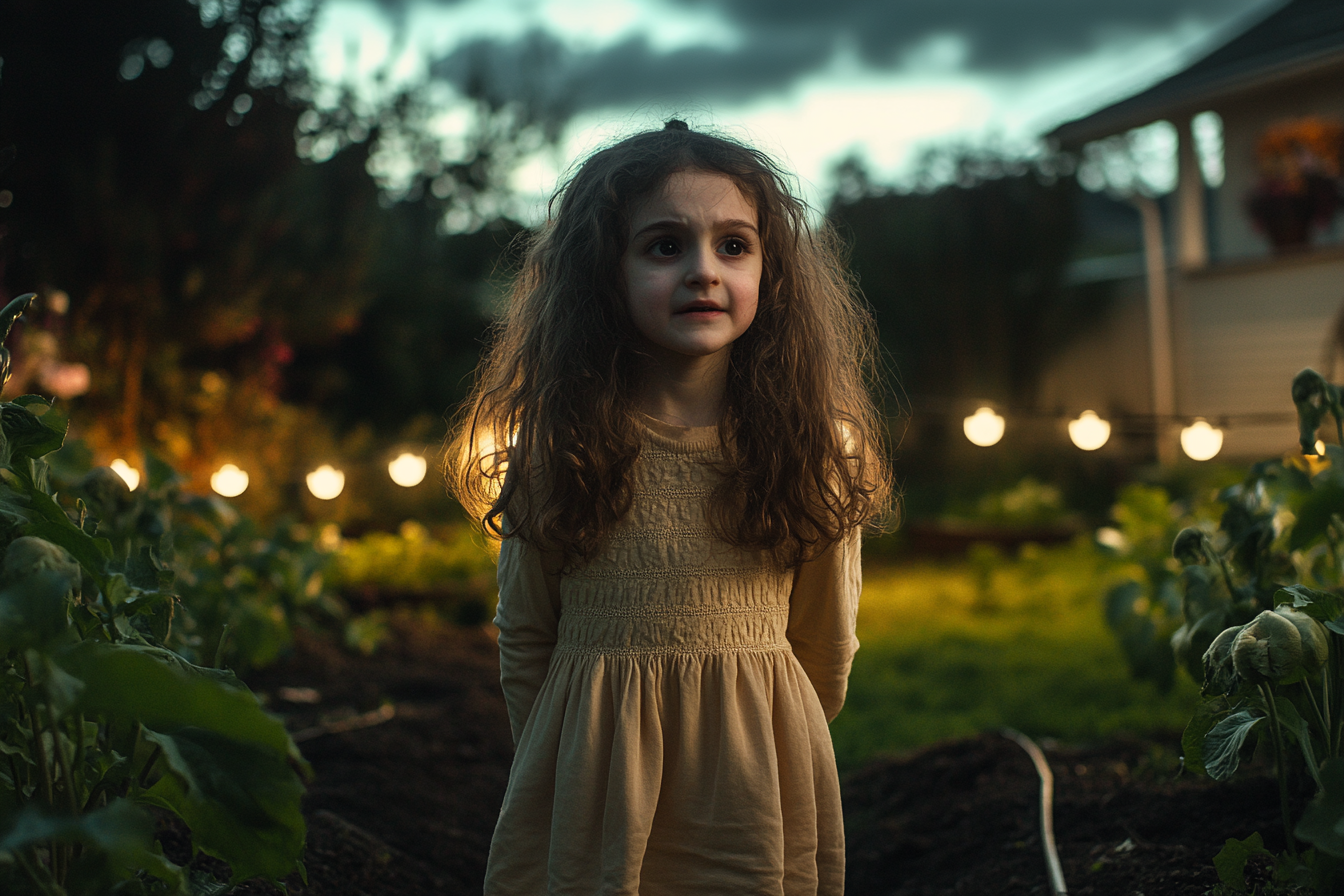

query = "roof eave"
[1048,48,1344,149]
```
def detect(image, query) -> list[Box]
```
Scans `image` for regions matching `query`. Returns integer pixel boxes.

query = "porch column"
[1135,195,1177,465]
[1175,115,1208,270]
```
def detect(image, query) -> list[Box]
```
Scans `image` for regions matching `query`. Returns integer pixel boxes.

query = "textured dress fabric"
[484,417,862,896]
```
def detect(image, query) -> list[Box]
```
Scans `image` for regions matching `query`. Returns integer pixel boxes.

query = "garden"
[1,283,1340,893]
[5,3,1344,894]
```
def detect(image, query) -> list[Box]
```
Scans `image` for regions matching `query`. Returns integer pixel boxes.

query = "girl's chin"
[639,340,736,363]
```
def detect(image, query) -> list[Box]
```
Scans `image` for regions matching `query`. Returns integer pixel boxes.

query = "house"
[1046,0,1344,461]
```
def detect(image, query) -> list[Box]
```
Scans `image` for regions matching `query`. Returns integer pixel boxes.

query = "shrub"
[0,295,307,893]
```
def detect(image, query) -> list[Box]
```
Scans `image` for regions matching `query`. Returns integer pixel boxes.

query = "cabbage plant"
[1172,368,1344,891]
[0,297,308,894]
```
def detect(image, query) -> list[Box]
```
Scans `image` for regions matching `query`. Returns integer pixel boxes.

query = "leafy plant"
[331,520,496,628]
[1172,368,1344,892]
[42,441,346,675]
[1100,481,1232,691]
[0,296,308,894]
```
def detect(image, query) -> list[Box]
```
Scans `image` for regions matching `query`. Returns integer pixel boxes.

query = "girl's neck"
[633,349,728,428]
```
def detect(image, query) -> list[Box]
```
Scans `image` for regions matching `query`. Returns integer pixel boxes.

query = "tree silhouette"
[0,0,558,516]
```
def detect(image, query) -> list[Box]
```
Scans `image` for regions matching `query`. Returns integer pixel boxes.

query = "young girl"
[449,120,891,896]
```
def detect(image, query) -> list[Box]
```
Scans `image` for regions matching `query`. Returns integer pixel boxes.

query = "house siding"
[1173,249,1344,456]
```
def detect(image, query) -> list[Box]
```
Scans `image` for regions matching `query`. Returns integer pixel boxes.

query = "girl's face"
[620,170,761,367]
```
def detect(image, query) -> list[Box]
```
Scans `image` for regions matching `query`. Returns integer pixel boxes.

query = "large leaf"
[0,798,183,889]
[54,640,299,760]
[1276,696,1325,791]
[1104,580,1145,630]
[1204,708,1263,781]
[144,449,186,494]
[1275,585,1344,622]
[1213,832,1272,893]
[0,401,66,463]
[1182,699,1225,776]
[1292,481,1344,551]
[0,569,75,650]
[143,727,306,883]
[19,485,113,580]
[1297,758,1344,858]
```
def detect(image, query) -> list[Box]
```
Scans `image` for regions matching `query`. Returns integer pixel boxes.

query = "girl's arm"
[494,532,562,745]
[785,527,862,722]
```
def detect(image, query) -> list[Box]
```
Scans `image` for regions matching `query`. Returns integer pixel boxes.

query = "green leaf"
[1182,699,1226,776]
[144,449,185,494]
[143,727,306,883]
[0,569,74,650]
[1274,585,1344,621]
[127,545,174,591]
[19,485,113,579]
[1213,831,1271,892]
[0,402,65,462]
[1292,481,1344,550]
[1276,697,1325,791]
[1297,758,1344,857]
[54,640,301,761]
[0,798,182,889]
[1104,580,1145,630]
[1204,708,1263,781]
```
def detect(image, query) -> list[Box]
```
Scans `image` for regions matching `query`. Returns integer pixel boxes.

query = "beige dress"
[484,418,862,896]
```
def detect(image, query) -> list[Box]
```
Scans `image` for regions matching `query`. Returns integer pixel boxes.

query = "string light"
[1180,420,1224,461]
[963,407,1005,447]
[109,459,140,491]
[306,465,345,500]
[388,452,428,487]
[210,463,249,497]
[1067,411,1111,451]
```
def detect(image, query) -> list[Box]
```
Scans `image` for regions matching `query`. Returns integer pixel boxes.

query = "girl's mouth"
[676,302,724,315]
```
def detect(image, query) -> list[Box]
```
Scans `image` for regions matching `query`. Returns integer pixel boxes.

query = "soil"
[181,612,1306,895]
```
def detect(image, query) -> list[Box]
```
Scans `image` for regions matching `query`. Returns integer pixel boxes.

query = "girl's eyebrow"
[631,218,760,240]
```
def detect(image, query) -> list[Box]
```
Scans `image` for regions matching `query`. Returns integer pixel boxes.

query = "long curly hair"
[447,122,893,568]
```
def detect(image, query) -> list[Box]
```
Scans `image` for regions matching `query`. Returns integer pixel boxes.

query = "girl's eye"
[649,238,679,257]
[721,238,748,257]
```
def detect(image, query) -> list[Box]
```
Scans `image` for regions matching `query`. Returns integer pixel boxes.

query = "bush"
[0,295,307,893]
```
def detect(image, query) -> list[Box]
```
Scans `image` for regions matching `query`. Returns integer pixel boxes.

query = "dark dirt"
[182,613,1304,895]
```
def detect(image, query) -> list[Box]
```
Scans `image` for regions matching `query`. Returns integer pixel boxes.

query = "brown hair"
[447,121,892,567]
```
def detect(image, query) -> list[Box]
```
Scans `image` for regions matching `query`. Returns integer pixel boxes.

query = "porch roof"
[1049,0,1344,147]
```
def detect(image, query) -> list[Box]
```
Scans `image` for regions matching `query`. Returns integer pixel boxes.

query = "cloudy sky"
[309,0,1277,212]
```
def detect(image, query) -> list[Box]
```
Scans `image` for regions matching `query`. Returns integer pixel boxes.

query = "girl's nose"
[684,246,721,287]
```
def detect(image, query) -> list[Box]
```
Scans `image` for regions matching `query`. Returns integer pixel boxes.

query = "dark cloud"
[420,0,1275,112]
[430,27,831,112]
[682,0,1274,70]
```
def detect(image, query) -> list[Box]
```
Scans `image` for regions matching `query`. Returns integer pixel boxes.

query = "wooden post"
[1135,194,1177,465]
[1176,116,1208,271]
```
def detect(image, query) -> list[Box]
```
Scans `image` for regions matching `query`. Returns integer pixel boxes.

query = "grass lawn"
[831,539,1202,772]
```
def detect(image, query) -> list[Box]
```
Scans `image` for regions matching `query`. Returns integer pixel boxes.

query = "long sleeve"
[786,527,862,722]
[494,533,562,745]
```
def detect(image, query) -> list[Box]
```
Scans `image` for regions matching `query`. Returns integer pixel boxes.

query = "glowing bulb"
[388,452,428,487]
[1180,420,1224,461]
[963,407,1005,447]
[109,458,140,491]
[1067,410,1111,451]
[1095,527,1128,552]
[306,464,345,500]
[1313,440,1327,456]
[210,463,249,497]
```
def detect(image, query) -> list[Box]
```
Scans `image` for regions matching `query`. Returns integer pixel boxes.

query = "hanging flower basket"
[1245,116,1344,251]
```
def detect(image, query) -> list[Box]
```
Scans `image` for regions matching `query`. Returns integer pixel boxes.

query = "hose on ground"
[1003,729,1067,896]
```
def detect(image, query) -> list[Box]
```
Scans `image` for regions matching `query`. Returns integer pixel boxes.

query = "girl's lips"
[676,303,724,314]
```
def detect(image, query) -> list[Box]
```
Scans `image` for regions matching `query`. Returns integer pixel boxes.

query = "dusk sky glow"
[308,0,1277,213]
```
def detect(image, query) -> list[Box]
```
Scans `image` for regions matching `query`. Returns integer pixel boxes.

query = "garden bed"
[219,613,1297,895]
